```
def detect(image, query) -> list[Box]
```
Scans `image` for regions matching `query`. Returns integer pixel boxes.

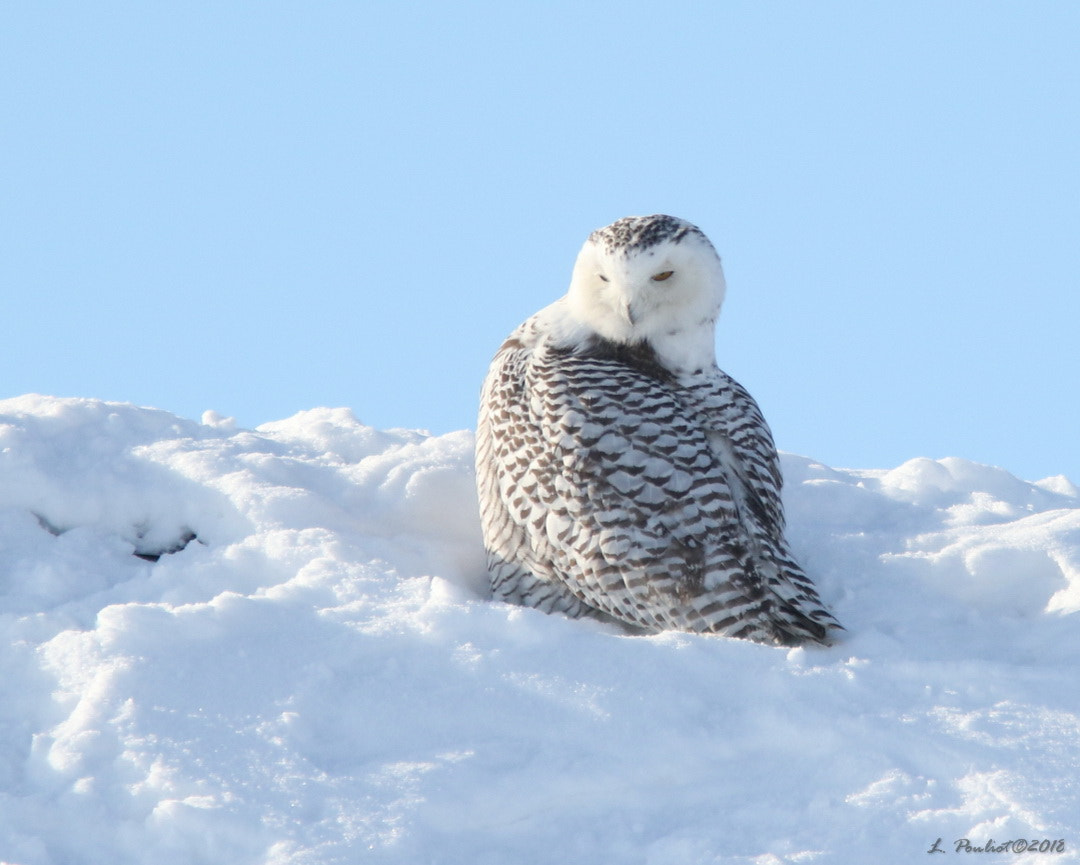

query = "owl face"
[566,216,726,349]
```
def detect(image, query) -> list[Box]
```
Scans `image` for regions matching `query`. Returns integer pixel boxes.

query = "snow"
[1,393,1078,864]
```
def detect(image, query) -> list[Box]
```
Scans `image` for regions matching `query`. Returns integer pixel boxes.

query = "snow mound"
[1,395,1077,864]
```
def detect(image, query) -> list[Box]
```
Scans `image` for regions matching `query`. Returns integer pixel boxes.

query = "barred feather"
[475,215,842,646]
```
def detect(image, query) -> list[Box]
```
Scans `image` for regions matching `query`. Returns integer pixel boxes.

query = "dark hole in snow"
[133,529,200,562]
[34,513,202,562]
[34,512,65,537]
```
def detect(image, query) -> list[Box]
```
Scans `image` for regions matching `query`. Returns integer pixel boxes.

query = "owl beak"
[622,300,638,327]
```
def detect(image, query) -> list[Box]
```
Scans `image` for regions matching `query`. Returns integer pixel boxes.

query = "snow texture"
[1,394,1078,864]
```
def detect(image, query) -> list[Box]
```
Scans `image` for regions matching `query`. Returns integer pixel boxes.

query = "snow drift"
[1,394,1078,864]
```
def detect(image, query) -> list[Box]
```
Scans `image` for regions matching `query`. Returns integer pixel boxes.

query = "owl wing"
[683,371,841,641]
[479,326,791,639]
[683,370,786,535]
[476,329,603,619]
[478,318,840,644]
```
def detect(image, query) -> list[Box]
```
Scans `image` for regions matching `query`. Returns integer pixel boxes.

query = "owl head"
[565,215,726,370]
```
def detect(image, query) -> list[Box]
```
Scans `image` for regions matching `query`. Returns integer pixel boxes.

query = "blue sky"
[3,2,1078,482]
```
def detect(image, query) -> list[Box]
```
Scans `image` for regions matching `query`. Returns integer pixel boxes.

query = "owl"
[475,215,841,646]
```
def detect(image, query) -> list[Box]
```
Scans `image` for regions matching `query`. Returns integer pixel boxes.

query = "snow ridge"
[1,395,1078,864]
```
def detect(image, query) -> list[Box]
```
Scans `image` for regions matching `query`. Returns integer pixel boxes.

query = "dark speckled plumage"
[475,216,842,646]
[589,214,705,256]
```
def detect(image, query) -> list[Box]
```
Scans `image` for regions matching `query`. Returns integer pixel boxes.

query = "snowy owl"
[475,215,841,646]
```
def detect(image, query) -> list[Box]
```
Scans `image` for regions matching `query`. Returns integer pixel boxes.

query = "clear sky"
[3,2,1078,482]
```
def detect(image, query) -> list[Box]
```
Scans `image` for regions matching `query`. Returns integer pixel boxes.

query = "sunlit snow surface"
[1,394,1078,865]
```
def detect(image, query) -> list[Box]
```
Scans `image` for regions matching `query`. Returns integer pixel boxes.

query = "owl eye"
[597,274,609,282]
[651,271,674,282]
